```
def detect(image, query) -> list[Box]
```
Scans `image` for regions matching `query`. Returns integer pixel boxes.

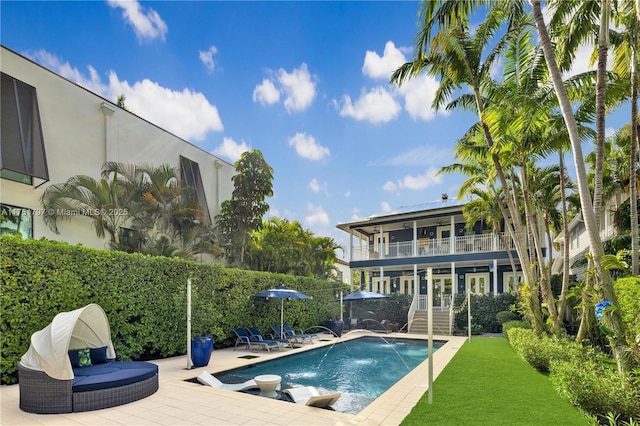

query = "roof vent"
[441,193,448,201]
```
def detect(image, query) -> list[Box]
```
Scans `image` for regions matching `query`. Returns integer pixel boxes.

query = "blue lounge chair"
[233,328,282,353]
[284,324,319,344]
[247,327,293,348]
[274,324,318,344]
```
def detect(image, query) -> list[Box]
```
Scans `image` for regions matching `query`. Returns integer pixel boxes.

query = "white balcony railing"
[351,232,514,261]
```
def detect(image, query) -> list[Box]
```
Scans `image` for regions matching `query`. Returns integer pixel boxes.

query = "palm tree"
[391,11,543,310]
[41,163,142,246]
[531,0,628,372]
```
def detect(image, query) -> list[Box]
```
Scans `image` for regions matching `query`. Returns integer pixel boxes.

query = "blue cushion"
[72,361,158,393]
[90,346,108,364]
[68,349,80,368]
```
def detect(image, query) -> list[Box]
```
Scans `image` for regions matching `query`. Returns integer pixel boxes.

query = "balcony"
[351,232,515,261]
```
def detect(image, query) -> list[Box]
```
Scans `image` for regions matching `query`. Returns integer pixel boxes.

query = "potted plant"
[191,335,214,367]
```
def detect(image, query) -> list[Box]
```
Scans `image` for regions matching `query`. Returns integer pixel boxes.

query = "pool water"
[216,336,444,414]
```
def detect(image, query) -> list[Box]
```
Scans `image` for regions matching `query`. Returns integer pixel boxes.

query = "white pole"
[467,289,472,343]
[427,267,433,405]
[187,279,193,369]
[281,298,284,337]
[340,291,343,322]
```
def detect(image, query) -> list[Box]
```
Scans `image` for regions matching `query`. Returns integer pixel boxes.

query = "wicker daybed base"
[18,363,159,414]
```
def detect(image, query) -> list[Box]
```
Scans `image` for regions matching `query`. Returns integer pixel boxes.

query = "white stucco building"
[1,45,235,250]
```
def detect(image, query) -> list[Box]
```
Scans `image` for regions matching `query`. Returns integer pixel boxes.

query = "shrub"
[0,236,346,384]
[551,357,640,423]
[615,277,640,357]
[502,320,530,338]
[462,323,484,335]
[496,310,518,324]
[507,327,587,373]
[453,293,518,333]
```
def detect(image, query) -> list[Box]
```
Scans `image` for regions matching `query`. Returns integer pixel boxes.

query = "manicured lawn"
[401,337,587,425]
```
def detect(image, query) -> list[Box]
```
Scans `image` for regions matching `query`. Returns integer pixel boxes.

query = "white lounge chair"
[283,386,341,408]
[197,371,258,391]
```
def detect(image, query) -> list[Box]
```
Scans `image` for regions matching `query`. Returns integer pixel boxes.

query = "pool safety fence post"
[340,290,343,323]
[427,267,433,405]
[187,279,193,370]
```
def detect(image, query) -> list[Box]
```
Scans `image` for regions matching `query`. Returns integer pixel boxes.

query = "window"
[1,73,49,186]
[179,156,211,224]
[0,204,33,238]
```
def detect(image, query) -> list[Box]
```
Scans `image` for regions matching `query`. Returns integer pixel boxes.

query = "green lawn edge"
[401,337,587,425]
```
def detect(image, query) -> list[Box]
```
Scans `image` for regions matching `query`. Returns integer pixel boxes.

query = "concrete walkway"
[1,333,466,426]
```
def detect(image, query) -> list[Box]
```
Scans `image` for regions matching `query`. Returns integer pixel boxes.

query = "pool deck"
[1,332,466,425]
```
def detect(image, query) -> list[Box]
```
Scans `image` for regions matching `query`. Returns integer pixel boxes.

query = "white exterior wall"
[0,46,234,250]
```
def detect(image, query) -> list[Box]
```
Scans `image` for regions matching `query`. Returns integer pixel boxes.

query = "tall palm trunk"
[532,0,628,372]
[520,162,561,334]
[593,0,610,230]
[474,87,543,333]
[557,150,571,321]
[631,44,639,275]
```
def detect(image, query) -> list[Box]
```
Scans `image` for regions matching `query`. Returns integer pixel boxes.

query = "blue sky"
[1,1,629,258]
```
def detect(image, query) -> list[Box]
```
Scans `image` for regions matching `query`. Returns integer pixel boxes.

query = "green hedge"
[0,236,345,384]
[506,326,640,422]
[453,293,519,333]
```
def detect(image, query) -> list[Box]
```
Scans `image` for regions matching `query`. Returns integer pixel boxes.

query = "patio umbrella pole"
[281,298,284,337]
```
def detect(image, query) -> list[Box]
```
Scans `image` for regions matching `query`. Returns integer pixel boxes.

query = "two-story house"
[336,194,527,334]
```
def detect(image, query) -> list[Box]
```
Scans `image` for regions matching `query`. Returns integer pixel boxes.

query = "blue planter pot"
[191,336,213,367]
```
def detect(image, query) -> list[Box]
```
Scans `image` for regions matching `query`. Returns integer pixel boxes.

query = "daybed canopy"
[20,303,116,380]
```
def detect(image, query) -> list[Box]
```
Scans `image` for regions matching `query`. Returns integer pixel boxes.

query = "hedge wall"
[0,236,346,384]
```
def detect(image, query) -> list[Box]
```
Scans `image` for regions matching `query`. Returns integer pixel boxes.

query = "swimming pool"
[216,336,445,414]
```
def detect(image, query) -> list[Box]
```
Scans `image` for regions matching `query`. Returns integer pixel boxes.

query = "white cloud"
[344,190,351,198]
[370,146,450,167]
[253,79,280,105]
[605,127,616,138]
[212,137,249,162]
[28,49,224,142]
[384,167,443,191]
[383,181,398,192]
[362,41,406,80]
[108,72,223,141]
[288,132,330,161]
[29,50,108,95]
[338,87,401,123]
[199,46,218,72]
[267,208,280,218]
[107,0,168,42]
[381,201,392,213]
[394,75,443,121]
[304,203,330,227]
[278,63,317,113]
[253,64,317,113]
[309,178,328,193]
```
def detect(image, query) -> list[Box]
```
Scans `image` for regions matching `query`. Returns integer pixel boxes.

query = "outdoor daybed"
[18,304,158,414]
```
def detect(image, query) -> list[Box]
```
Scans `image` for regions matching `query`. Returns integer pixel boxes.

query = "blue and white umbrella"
[342,290,389,301]
[255,286,312,335]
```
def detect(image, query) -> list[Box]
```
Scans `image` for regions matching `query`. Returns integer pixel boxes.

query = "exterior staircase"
[409,311,451,335]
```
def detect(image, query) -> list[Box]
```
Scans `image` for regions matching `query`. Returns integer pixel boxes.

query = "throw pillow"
[90,346,108,364]
[78,348,92,367]
[68,349,80,368]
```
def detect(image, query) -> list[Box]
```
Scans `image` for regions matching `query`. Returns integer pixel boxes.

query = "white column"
[450,216,455,254]
[379,266,384,294]
[451,261,456,298]
[379,227,385,259]
[100,102,116,162]
[493,259,498,295]
[214,160,223,218]
[413,220,418,256]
